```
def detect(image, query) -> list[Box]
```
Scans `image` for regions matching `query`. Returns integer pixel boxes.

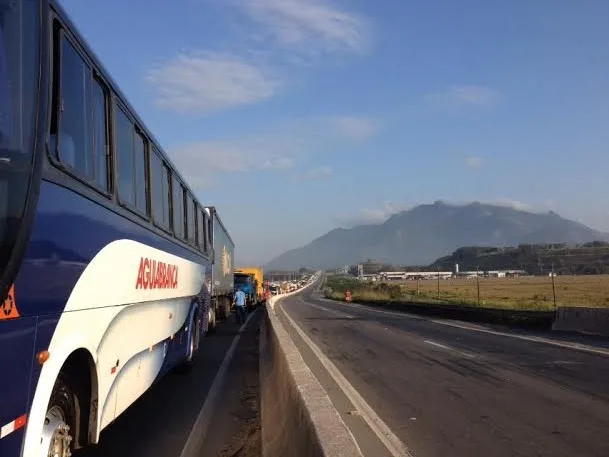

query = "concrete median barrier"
[552,306,609,336]
[260,277,362,457]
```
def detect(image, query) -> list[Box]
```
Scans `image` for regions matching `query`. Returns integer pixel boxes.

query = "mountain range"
[265,202,609,270]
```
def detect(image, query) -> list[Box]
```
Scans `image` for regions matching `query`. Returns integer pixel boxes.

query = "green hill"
[431,242,609,275]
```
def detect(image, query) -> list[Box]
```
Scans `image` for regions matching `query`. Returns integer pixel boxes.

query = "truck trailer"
[206,207,235,331]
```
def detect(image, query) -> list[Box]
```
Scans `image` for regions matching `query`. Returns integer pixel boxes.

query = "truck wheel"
[42,373,76,457]
[208,305,217,333]
[224,298,232,319]
[218,297,227,320]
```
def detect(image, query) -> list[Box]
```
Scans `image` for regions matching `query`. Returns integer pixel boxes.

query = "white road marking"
[279,302,412,457]
[302,300,356,319]
[312,304,329,312]
[423,340,476,358]
[179,309,258,457]
[329,299,425,320]
[429,320,609,357]
[327,299,609,357]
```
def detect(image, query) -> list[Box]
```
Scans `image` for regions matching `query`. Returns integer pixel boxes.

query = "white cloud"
[490,199,533,211]
[438,199,535,212]
[466,156,484,168]
[335,201,407,227]
[146,52,281,114]
[301,166,333,180]
[261,156,296,170]
[327,116,379,141]
[167,114,378,189]
[241,0,370,55]
[426,85,499,110]
[450,86,498,107]
[147,1,371,114]
[168,137,296,188]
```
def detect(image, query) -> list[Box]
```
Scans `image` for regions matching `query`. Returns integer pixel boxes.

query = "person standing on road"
[234,287,247,324]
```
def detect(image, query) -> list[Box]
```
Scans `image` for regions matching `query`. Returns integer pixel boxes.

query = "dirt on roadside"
[214,326,261,457]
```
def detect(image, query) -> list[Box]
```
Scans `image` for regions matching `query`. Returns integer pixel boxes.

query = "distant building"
[266,270,301,282]
[337,265,349,275]
[379,271,453,280]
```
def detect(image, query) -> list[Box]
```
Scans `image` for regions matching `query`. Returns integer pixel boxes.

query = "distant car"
[269,284,281,295]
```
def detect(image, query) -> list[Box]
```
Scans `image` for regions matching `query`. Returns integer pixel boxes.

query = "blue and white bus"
[0,1,215,456]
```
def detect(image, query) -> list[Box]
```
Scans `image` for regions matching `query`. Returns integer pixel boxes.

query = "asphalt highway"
[278,283,609,457]
[74,310,262,457]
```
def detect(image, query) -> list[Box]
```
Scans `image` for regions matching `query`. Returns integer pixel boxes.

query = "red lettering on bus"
[135,257,179,290]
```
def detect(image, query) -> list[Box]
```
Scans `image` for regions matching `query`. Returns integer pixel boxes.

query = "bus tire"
[42,373,77,457]
[177,312,199,374]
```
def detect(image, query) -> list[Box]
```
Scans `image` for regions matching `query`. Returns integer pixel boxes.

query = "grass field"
[325,275,609,311]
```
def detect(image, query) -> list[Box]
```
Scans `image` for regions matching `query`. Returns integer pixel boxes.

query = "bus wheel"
[42,374,75,457]
[177,314,199,373]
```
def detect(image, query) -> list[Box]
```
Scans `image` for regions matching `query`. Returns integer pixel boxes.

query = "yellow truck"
[234,266,264,305]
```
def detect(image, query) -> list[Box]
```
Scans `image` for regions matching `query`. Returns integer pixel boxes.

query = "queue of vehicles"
[266,277,312,295]
[0,2,285,456]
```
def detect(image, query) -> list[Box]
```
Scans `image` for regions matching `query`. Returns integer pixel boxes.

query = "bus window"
[172,175,184,239]
[0,11,11,151]
[197,208,204,251]
[202,209,208,253]
[134,131,148,215]
[194,202,199,247]
[188,196,195,244]
[207,212,213,251]
[163,162,172,228]
[0,0,40,281]
[57,37,91,174]
[181,185,188,240]
[115,106,135,206]
[151,148,171,229]
[91,76,109,190]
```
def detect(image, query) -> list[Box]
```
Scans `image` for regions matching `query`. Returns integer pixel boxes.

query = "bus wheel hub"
[42,406,72,457]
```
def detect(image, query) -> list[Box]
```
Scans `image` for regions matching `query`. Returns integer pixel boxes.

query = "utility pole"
[551,263,557,310]
[476,266,481,306]
[437,267,440,300]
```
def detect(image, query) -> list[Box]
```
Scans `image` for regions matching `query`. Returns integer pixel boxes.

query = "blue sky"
[58,0,609,265]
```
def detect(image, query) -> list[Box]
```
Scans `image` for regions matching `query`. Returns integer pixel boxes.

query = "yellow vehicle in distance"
[235,266,264,305]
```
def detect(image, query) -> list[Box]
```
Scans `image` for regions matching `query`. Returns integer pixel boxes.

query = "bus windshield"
[0,0,39,285]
